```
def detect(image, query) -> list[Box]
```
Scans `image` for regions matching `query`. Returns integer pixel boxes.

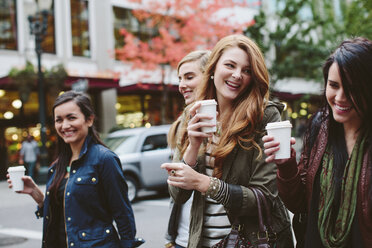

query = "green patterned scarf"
[318,135,366,248]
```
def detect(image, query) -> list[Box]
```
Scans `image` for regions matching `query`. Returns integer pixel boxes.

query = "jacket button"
[91,177,96,182]
[66,192,70,196]
[67,217,71,221]
[72,170,76,173]
[82,232,86,237]
[70,242,74,246]
[106,229,110,234]
[46,191,50,195]
[46,216,49,219]
[77,178,81,182]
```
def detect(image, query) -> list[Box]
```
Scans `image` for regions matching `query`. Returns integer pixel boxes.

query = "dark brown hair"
[48,91,105,200]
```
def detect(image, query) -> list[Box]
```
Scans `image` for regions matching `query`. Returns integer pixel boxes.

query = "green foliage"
[245,0,372,83]
[44,64,67,96]
[8,61,67,102]
[8,61,37,103]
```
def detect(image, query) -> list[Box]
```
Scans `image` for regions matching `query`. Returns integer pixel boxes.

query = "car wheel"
[125,175,138,202]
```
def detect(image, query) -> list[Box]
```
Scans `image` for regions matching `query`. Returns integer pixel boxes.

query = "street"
[0,181,171,248]
[0,136,302,248]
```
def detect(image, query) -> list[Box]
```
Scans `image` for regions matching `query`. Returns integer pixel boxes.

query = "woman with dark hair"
[162,34,293,248]
[263,37,372,247]
[7,91,138,247]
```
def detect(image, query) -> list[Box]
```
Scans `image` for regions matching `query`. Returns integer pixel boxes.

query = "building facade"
[0,0,184,172]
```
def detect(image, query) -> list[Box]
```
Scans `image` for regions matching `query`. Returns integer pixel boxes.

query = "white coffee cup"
[265,120,293,159]
[7,166,26,192]
[196,99,217,133]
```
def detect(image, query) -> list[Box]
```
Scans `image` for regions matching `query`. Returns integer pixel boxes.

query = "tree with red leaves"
[116,0,258,123]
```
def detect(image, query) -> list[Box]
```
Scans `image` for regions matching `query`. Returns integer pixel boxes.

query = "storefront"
[115,83,184,130]
[271,78,324,137]
[0,75,184,179]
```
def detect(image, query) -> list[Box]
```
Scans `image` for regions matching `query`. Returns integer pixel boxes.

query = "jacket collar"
[78,135,93,160]
[221,146,238,181]
[48,135,94,173]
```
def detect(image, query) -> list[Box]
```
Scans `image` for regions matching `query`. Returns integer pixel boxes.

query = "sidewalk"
[0,181,44,248]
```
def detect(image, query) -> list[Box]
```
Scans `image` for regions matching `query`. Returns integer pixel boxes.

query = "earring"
[210,75,214,80]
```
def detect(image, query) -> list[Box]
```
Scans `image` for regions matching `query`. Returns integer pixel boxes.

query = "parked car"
[104,125,172,201]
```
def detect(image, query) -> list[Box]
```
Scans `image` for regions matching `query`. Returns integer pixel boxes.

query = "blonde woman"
[162,34,293,248]
[166,50,211,248]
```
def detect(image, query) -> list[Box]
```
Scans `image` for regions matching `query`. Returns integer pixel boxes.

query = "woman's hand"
[7,174,44,207]
[262,135,296,164]
[161,162,210,193]
[183,102,216,166]
[187,102,215,148]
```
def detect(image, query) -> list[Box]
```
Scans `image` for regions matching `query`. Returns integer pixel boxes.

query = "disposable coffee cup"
[196,99,217,133]
[265,120,292,159]
[7,166,26,192]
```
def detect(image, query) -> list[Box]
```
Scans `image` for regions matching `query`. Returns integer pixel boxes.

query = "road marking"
[0,228,42,240]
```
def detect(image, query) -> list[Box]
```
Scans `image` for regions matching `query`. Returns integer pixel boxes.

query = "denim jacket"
[36,135,136,248]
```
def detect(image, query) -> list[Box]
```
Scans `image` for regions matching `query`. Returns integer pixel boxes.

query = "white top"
[20,140,39,162]
[175,193,193,247]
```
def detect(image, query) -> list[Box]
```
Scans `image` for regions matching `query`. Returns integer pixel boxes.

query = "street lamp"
[28,0,52,168]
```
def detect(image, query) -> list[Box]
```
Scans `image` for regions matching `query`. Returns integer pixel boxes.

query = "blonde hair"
[180,34,270,178]
[168,50,211,149]
[177,50,211,74]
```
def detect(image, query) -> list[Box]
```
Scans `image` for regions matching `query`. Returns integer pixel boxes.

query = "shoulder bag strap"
[251,187,272,248]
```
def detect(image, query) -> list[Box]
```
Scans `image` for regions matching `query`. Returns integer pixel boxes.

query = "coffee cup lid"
[197,99,217,105]
[266,120,292,130]
[7,166,26,172]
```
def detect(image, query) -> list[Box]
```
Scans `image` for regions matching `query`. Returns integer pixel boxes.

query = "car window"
[141,134,168,152]
[104,135,138,155]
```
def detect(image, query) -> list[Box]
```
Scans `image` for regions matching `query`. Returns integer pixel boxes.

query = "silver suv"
[104,125,172,201]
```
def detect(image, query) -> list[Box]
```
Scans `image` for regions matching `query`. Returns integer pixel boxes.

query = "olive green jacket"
[169,101,293,248]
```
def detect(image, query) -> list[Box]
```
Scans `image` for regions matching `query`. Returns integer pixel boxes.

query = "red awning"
[117,82,179,94]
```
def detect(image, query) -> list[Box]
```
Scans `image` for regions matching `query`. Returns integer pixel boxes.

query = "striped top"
[202,135,231,247]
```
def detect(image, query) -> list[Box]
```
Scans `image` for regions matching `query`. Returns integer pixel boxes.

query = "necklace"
[66,166,71,173]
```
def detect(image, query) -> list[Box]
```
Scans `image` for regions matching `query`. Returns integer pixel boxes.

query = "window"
[142,134,167,152]
[70,0,90,57]
[113,6,159,58]
[104,134,138,155]
[41,1,56,54]
[0,0,17,50]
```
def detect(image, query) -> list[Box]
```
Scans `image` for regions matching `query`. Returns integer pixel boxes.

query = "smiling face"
[178,61,203,105]
[54,101,93,149]
[326,62,361,129]
[213,46,252,107]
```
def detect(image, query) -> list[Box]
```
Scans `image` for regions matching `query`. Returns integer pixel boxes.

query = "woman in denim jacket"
[7,91,137,248]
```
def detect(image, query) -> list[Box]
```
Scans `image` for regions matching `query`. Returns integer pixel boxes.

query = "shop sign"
[72,79,88,92]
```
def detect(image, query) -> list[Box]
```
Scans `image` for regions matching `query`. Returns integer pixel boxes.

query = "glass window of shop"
[0,90,40,121]
[113,6,159,59]
[0,89,57,168]
[115,93,184,130]
[0,0,17,50]
[70,0,90,57]
[41,1,56,54]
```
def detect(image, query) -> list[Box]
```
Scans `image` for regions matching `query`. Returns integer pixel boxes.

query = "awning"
[272,77,324,95]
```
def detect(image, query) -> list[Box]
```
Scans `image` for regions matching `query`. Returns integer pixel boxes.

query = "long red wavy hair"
[179,34,270,178]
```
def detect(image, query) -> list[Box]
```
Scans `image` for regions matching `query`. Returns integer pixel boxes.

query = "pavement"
[0,181,44,247]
